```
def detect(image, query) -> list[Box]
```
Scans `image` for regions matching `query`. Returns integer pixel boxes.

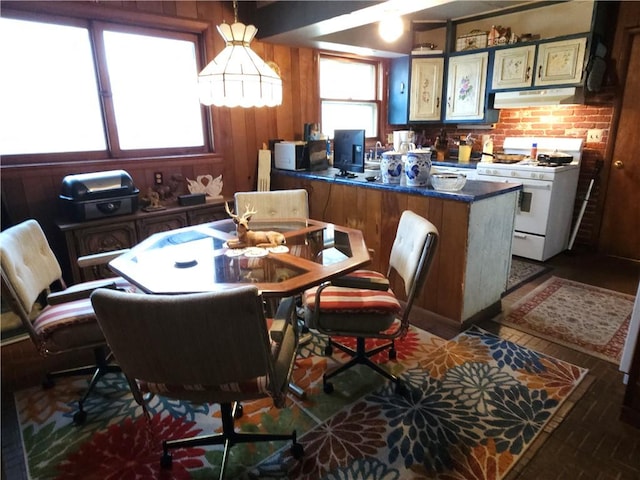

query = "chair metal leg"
[323,337,404,392]
[161,402,303,476]
[42,346,121,425]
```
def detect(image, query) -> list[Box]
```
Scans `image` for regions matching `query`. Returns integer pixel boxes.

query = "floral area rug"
[13,325,588,479]
[500,276,635,364]
[505,257,551,295]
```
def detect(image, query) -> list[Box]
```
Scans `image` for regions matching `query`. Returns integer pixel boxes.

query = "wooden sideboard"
[57,198,230,283]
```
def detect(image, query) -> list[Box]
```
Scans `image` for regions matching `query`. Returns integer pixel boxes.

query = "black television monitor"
[333,129,365,178]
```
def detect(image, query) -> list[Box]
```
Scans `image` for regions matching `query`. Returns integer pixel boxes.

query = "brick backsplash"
[388,104,614,248]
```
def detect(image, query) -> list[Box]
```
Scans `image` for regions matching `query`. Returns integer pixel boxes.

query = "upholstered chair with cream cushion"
[0,219,130,424]
[303,210,438,395]
[90,286,303,476]
[234,189,309,220]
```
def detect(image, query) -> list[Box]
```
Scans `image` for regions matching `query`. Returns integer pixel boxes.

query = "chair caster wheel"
[389,349,397,360]
[394,381,408,397]
[73,410,87,425]
[234,403,243,419]
[324,345,333,356]
[160,452,172,469]
[291,442,304,459]
[323,381,334,394]
[42,376,55,390]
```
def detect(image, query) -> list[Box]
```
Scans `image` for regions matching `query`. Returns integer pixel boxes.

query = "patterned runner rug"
[506,257,551,295]
[11,326,588,479]
[500,276,635,364]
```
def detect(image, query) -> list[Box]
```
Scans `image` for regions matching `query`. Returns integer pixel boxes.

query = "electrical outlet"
[154,172,163,185]
[587,129,603,143]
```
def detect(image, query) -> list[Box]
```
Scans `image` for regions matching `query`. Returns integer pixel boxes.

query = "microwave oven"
[274,140,328,171]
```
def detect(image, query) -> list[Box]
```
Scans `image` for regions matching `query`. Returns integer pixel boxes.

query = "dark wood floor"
[2,247,639,479]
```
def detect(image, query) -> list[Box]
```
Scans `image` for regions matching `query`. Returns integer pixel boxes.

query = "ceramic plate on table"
[268,245,289,254]
[225,248,246,257]
[244,248,268,258]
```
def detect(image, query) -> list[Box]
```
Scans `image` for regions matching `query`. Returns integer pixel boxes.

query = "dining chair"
[0,219,131,424]
[234,188,309,220]
[90,285,304,478]
[302,210,438,395]
[234,188,312,396]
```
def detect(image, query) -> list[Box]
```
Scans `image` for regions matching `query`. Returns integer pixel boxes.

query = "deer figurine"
[225,202,286,248]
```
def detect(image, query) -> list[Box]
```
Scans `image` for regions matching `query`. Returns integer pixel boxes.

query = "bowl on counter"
[430,172,467,192]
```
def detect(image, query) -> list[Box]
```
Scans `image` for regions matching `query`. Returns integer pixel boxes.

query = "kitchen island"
[271,167,521,328]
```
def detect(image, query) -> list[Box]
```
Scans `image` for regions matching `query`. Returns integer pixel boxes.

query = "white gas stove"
[476,137,584,261]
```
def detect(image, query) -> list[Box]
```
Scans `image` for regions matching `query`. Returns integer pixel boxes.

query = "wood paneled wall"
[1,1,320,272]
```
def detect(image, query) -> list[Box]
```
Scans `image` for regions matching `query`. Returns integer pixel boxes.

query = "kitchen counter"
[272,166,520,202]
[272,168,521,328]
[432,159,480,170]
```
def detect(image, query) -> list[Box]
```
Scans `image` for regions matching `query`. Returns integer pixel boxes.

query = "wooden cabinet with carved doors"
[58,199,229,283]
[136,212,188,239]
[409,57,444,122]
[445,51,489,121]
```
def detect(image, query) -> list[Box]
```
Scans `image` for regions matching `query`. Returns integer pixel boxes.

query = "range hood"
[493,87,584,109]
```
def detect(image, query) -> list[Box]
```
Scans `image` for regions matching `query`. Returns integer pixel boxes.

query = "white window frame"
[319,54,381,140]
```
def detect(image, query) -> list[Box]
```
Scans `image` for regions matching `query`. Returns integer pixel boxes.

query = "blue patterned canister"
[404,149,432,187]
[380,151,404,184]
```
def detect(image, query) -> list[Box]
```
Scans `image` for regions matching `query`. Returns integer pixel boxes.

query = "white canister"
[404,149,432,187]
[380,151,404,184]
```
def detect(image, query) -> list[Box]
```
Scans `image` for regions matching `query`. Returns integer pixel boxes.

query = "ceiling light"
[198,1,282,108]
[378,15,403,43]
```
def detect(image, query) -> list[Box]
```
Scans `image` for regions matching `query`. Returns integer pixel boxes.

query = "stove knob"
[510,171,517,177]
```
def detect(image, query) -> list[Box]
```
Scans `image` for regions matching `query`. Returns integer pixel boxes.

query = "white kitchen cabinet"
[491,37,587,90]
[409,57,444,121]
[445,52,488,121]
[492,45,536,89]
[535,37,587,86]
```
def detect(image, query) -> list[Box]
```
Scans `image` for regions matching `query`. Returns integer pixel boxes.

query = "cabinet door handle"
[525,66,531,80]
[538,65,543,79]
[400,82,405,94]
[436,97,440,108]
[447,96,451,108]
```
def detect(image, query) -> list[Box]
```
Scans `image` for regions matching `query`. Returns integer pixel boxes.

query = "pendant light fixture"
[198,1,282,108]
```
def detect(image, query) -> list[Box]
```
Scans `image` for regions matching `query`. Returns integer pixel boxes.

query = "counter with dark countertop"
[271,166,520,202]
[271,168,521,328]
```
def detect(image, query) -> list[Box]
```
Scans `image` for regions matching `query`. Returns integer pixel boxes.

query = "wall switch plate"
[154,172,163,185]
[587,129,603,142]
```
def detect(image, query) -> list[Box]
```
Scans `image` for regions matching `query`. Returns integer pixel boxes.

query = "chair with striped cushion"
[90,286,303,476]
[0,219,131,424]
[303,210,438,395]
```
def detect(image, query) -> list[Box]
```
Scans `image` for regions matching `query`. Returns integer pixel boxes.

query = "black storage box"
[178,193,206,206]
[59,170,139,221]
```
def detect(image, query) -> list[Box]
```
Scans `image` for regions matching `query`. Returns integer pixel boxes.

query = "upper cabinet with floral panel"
[409,57,444,122]
[535,37,587,87]
[491,37,587,90]
[445,52,488,121]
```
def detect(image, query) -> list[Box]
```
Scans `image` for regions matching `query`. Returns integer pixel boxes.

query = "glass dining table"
[108,218,372,298]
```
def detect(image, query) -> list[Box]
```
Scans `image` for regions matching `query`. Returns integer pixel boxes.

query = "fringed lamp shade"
[198,22,282,108]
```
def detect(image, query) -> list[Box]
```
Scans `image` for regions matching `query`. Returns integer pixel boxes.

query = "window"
[319,56,380,139]
[0,13,208,161]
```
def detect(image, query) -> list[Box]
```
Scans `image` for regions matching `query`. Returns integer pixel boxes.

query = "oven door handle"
[521,182,552,190]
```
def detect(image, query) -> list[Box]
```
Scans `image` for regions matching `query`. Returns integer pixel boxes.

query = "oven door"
[515,178,553,235]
